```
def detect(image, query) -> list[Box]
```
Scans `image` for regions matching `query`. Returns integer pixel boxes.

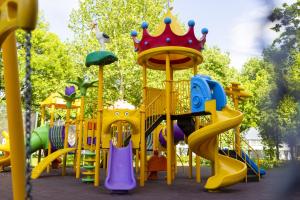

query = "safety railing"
[219,131,261,180]
[172,80,191,115]
[199,115,212,127]
[145,89,166,133]
[82,119,97,150]
[240,137,261,180]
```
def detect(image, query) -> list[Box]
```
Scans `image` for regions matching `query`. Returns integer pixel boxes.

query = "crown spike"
[141,22,149,29]
[188,20,195,27]
[131,12,208,53]
[164,17,172,24]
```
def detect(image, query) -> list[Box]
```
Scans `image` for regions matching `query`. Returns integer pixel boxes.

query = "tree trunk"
[290,145,295,160]
[275,142,280,161]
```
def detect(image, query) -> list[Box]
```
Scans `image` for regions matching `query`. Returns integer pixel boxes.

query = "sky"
[39,0,295,70]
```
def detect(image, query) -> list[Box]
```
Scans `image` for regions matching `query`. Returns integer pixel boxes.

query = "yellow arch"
[101,109,140,149]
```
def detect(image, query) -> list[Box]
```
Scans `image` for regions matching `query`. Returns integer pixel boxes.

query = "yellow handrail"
[145,90,166,132]
[172,80,191,115]
[219,131,261,179]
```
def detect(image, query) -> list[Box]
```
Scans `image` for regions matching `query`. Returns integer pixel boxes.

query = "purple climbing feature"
[159,123,185,148]
[105,141,136,191]
[174,124,185,143]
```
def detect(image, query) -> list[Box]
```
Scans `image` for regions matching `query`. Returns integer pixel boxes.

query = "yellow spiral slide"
[188,101,247,190]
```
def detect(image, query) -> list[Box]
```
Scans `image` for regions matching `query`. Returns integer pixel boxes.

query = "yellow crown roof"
[153,9,185,36]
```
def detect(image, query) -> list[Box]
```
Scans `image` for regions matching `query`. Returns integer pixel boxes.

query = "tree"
[239,58,275,132]
[199,47,238,86]
[286,52,300,99]
[68,0,168,107]
[0,16,77,110]
[256,1,300,160]
[277,96,299,160]
[268,1,300,51]
[15,17,77,110]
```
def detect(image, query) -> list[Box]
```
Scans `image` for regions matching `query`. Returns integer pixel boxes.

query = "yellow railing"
[200,115,212,127]
[172,80,191,115]
[240,137,261,180]
[219,131,261,180]
[82,119,97,150]
[145,89,166,132]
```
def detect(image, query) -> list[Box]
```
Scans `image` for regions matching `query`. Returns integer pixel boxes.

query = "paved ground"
[0,163,299,200]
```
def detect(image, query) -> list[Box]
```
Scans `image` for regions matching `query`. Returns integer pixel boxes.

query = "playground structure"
[0,1,266,199]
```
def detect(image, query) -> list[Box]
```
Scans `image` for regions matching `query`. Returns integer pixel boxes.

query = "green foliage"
[286,52,300,99]
[244,1,300,160]
[239,58,275,131]
[68,0,168,107]
[268,1,300,50]
[68,76,98,96]
[15,17,77,110]
[200,47,238,86]
[58,92,81,109]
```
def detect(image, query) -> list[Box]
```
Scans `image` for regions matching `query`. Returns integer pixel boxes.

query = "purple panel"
[87,137,92,145]
[173,124,185,144]
[158,123,185,147]
[159,131,166,148]
[61,126,65,148]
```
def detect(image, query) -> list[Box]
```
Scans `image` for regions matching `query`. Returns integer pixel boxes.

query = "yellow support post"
[47,104,55,173]
[73,107,81,173]
[140,65,147,186]
[165,53,174,185]
[94,66,104,186]
[2,32,25,200]
[140,106,146,185]
[233,87,240,155]
[117,121,123,147]
[172,145,176,179]
[135,149,139,174]
[103,150,107,170]
[37,106,46,163]
[188,148,193,178]
[40,106,45,125]
[76,96,85,179]
[62,108,71,176]
[224,82,250,156]
[106,149,109,175]
[194,116,201,183]
[196,156,201,183]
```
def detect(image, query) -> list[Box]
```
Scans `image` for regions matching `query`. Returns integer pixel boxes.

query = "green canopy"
[85,51,118,67]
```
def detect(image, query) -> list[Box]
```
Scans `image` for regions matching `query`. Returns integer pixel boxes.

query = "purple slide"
[105,141,136,191]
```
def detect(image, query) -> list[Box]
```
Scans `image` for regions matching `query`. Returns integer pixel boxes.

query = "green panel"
[83,151,96,156]
[81,177,94,183]
[83,165,95,170]
[30,125,50,153]
[85,51,117,67]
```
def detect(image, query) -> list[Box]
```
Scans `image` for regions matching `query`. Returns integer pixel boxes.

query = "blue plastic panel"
[190,75,212,112]
[190,75,227,112]
[206,79,227,111]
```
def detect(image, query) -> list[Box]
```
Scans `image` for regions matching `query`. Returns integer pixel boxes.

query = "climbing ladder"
[81,120,97,183]
[81,151,96,183]
[145,88,166,137]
